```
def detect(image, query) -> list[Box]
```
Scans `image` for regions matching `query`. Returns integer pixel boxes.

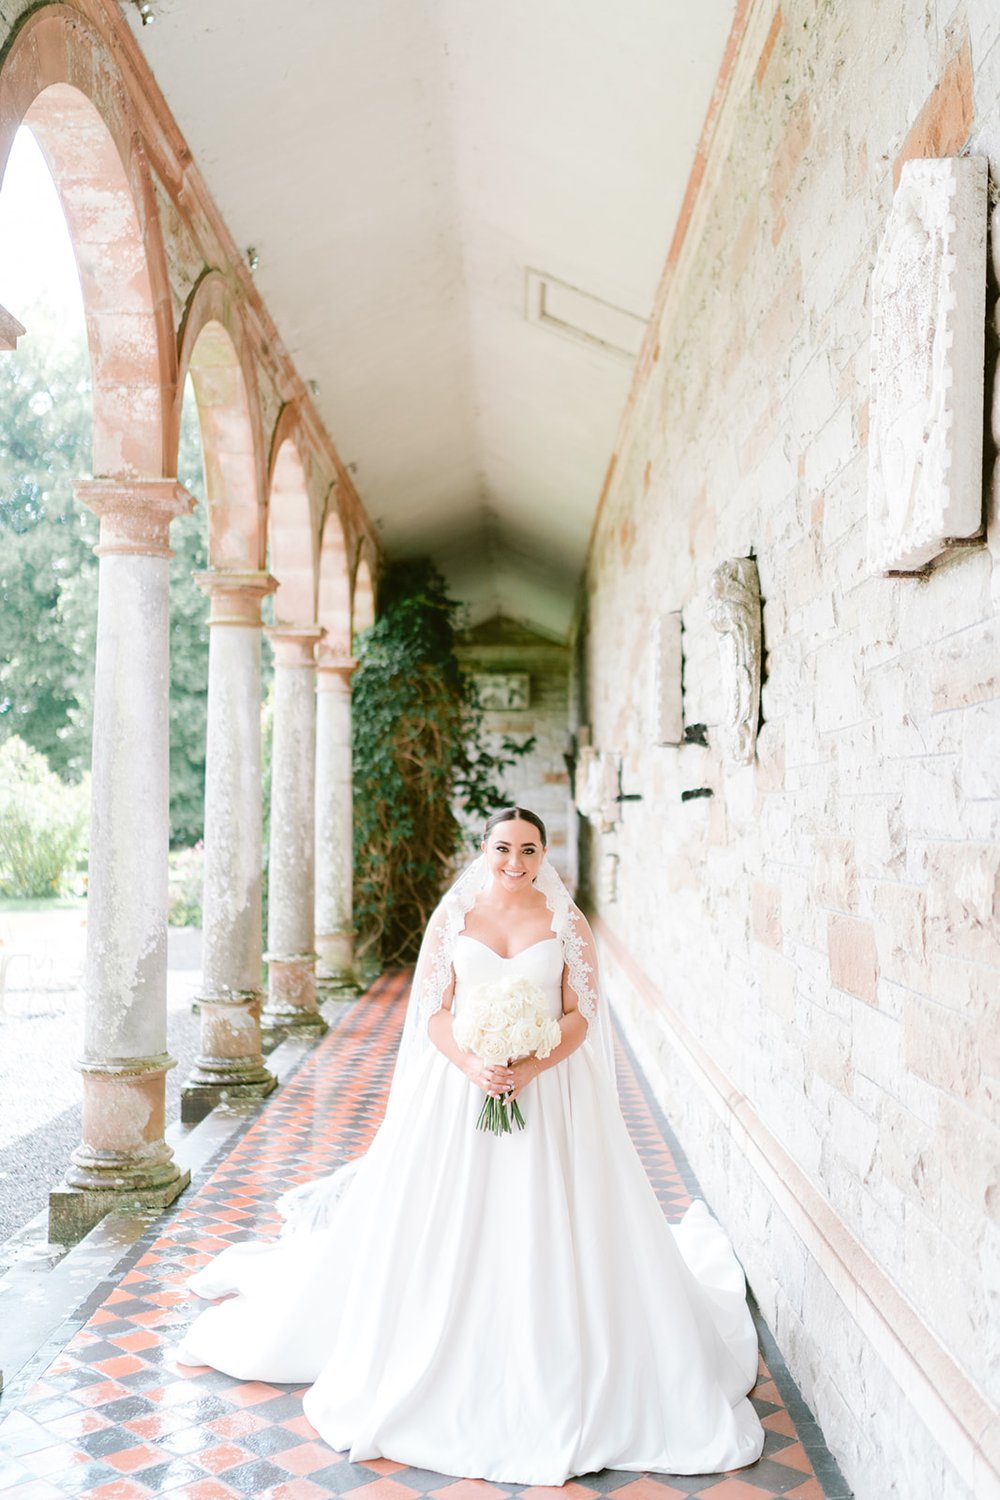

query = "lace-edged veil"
[277,850,614,1234]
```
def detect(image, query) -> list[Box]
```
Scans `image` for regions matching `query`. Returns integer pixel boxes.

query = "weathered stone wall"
[456,618,573,882]
[581,4,1000,1498]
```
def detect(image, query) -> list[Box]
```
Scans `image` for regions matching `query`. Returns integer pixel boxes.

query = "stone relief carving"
[472,672,530,710]
[867,155,987,574]
[651,611,683,746]
[708,557,761,767]
[574,746,620,833]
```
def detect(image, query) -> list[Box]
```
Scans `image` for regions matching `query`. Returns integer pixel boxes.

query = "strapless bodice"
[453,934,564,1018]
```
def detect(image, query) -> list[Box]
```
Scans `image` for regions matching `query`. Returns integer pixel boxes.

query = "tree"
[0,330,95,781]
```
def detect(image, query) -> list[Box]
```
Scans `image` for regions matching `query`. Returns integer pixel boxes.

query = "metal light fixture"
[132,1,155,24]
[246,247,260,272]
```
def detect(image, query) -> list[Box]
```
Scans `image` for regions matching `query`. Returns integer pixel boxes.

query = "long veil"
[276,851,615,1234]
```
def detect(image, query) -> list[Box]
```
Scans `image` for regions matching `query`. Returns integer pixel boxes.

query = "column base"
[319,930,358,990]
[183,989,277,1120]
[49,1156,190,1245]
[262,953,327,1044]
[316,930,359,997]
[180,1073,277,1124]
[316,973,361,1001]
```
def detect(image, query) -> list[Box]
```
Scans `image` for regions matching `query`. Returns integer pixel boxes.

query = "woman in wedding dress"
[176,807,765,1484]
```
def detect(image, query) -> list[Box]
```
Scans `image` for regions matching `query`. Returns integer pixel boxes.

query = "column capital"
[265,622,325,668]
[194,569,278,627]
[76,478,196,560]
[316,649,359,688]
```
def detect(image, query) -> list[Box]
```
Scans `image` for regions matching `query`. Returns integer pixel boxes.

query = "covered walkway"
[0,974,846,1500]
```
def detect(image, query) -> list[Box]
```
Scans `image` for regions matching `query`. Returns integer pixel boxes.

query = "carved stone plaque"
[575,746,620,832]
[868,156,987,574]
[708,558,761,767]
[652,612,683,745]
[471,672,530,710]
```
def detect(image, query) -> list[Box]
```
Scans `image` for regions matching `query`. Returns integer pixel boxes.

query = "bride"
[176,807,765,1484]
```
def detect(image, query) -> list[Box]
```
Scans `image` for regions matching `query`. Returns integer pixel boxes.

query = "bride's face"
[482,819,545,892]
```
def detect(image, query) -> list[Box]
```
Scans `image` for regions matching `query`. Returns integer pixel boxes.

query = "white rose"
[534,1018,562,1059]
[508,1019,538,1057]
[480,1032,509,1063]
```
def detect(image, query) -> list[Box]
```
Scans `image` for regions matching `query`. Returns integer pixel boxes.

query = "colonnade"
[48,504,360,1242]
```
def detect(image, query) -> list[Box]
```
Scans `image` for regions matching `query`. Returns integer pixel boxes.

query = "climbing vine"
[352,560,532,968]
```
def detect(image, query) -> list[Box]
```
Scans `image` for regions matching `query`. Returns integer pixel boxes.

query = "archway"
[353,551,377,641]
[0,7,175,476]
[317,495,352,654]
[177,273,265,570]
[268,425,317,624]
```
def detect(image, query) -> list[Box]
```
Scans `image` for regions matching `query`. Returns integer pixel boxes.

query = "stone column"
[181,572,278,1122]
[262,623,327,1038]
[315,652,359,994]
[50,479,194,1244]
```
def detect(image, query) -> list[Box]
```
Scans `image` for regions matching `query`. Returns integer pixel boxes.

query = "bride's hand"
[464,1058,514,1097]
[507,1057,540,1101]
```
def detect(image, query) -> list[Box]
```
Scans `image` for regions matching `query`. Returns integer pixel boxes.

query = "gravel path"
[0,909,204,1269]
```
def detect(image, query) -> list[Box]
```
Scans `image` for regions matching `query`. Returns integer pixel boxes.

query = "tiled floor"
[0,971,851,1499]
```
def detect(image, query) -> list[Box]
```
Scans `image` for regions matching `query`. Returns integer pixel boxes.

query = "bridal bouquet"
[453,976,562,1134]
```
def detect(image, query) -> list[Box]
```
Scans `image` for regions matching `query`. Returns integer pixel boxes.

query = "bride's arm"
[427,983,513,1098]
[507,965,588,1100]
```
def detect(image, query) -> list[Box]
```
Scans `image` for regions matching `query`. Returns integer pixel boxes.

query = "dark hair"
[483,806,547,847]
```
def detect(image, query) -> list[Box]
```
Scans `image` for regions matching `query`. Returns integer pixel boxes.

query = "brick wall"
[580,3,1000,1497]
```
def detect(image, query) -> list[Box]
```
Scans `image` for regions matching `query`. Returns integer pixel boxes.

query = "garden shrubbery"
[0,735,88,898]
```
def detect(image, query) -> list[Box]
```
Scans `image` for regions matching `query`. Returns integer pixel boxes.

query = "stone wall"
[455,617,573,883]
[579,4,1000,1498]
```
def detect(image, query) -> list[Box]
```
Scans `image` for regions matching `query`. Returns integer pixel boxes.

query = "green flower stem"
[475,1090,526,1135]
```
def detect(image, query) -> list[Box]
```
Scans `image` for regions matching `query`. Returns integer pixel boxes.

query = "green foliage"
[0,331,96,781]
[352,560,533,966]
[167,842,204,927]
[0,736,88,898]
[0,323,210,846]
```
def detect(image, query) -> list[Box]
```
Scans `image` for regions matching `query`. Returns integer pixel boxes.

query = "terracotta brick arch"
[317,488,352,655]
[0,6,175,477]
[352,549,377,641]
[177,271,266,570]
[267,404,318,626]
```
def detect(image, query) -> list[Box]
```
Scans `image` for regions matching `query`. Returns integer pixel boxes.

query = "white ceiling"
[125,0,736,640]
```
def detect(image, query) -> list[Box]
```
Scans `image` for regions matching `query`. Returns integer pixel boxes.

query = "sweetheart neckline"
[456,934,560,961]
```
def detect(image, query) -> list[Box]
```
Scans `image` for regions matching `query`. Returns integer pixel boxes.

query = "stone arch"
[317,490,352,655]
[177,272,265,570]
[352,549,377,641]
[267,405,317,625]
[0,7,175,476]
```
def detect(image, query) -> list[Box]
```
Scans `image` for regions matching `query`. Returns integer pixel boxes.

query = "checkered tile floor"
[0,970,850,1498]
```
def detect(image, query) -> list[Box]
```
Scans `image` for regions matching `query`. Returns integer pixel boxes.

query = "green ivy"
[352,560,533,967]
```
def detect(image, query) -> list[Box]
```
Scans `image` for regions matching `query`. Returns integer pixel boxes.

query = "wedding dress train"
[177,936,765,1484]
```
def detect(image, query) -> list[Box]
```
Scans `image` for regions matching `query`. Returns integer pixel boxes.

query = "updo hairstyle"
[482,806,547,847]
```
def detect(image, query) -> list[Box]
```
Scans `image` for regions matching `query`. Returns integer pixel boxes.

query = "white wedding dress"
[177,936,764,1484]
